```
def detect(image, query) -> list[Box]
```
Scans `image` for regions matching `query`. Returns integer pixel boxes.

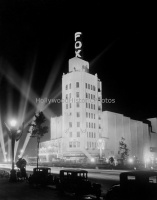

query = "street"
[0,163,128,199]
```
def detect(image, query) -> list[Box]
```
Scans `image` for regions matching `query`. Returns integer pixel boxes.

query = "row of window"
[69,121,96,129]
[69,131,95,138]
[69,122,80,127]
[66,102,96,110]
[66,92,80,99]
[86,103,95,109]
[66,92,97,100]
[85,83,96,91]
[87,132,96,138]
[86,93,95,100]
[66,102,79,109]
[69,141,80,148]
[66,82,79,90]
[86,112,96,119]
[69,141,97,149]
[87,142,96,149]
[65,82,96,91]
[69,132,80,137]
[86,122,96,129]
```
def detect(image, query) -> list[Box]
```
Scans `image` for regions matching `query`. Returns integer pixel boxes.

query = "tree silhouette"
[118,137,129,165]
[28,111,48,168]
[109,157,115,165]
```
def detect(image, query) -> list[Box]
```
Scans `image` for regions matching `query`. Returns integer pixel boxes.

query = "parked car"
[105,170,157,200]
[55,169,101,199]
[28,167,54,187]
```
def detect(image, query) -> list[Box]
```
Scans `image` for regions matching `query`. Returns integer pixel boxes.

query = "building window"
[86,93,88,98]
[86,122,88,128]
[77,122,80,127]
[91,85,93,90]
[70,103,72,108]
[94,123,95,128]
[69,122,72,127]
[76,82,79,88]
[93,86,95,91]
[77,142,80,147]
[66,85,68,90]
[76,92,79,98]
[86,103,88,108]
[77,132,80,137]
[94,114,95,119]
[77,112,80,117]
[69,83,71,89]
[88,84,90,89]
[94,104,95,110]
[69,142,72,148]
[86,112,88,117]
[91,104,93,109]
[66,104,68,109]
[76,102,79,108]
[69,132,72,137]
[89,103,90,109]
[89,122,90,128]
[86,83,87,88]
[91,113,93,119]
[89,113,90,118]
[73,141,76,148]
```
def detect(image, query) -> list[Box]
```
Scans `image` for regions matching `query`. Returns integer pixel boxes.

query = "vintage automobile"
[55,169,101,199]
[105,170,157,200]
[28,167,54,187]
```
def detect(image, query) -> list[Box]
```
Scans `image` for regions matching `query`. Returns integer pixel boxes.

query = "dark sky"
[0,1,156,158]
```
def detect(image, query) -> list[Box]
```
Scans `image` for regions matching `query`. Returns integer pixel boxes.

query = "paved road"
[0,163,127,180]
[0,163,126,195]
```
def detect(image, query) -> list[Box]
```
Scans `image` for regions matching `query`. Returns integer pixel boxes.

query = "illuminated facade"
[39,33,157,163]
[39,56,157,162]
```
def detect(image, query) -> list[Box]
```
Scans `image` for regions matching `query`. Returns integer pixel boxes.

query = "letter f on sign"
[75,32,82,41]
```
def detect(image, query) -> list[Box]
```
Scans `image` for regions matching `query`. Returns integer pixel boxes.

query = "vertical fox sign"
[75,32,83,58]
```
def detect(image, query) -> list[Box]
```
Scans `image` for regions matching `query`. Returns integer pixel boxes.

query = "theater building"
[39,33,157,163]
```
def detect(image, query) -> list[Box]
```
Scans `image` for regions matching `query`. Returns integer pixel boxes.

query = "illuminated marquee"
[75,32,82,58]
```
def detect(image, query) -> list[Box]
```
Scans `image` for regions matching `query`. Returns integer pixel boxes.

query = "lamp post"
[5,119,23,182]
[10,119,18,182]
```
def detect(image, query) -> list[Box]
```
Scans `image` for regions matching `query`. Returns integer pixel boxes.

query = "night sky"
[0,1,156,158]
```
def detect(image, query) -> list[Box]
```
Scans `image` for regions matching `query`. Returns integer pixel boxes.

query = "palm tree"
[28,111,48,168]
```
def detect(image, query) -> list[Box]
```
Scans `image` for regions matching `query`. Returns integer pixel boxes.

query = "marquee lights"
[74,32,82,58]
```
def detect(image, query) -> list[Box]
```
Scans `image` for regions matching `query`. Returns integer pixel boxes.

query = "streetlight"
[10,119,17,127]
[5,119,24,182]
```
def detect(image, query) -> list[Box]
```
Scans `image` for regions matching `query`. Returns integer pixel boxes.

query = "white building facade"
[39,56,157,163]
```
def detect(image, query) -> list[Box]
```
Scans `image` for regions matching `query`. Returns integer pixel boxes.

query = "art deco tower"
[62,32,102,159]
